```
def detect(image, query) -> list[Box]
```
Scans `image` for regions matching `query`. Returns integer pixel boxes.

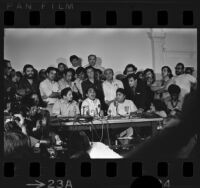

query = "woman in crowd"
[57,63,68,81]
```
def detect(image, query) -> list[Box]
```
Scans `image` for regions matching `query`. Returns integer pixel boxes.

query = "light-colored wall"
[4,28,197,78]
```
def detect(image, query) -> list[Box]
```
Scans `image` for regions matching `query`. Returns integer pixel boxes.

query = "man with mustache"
[18,64,40,97]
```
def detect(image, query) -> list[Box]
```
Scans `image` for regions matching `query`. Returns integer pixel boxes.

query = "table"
[50,117,163,146]
[50,117,163,134]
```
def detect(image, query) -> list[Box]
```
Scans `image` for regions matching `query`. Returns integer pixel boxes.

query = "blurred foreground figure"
[125,90,199,159]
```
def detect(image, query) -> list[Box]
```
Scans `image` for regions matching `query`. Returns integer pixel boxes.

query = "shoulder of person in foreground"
[124,90,199,159]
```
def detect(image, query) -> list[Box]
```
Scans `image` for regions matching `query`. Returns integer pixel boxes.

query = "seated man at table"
[52,88,80,117]
[81,87,103,117]
[108,88,137,117]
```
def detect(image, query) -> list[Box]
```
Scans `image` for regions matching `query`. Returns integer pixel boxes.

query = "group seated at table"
[4,57,197,159]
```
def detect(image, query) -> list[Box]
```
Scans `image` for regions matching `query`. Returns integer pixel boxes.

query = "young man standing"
[172,63,196,99]
[102,68,124,106]
[39,67,60,106]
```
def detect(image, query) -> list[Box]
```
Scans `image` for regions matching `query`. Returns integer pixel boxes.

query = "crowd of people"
[4,54,197,158]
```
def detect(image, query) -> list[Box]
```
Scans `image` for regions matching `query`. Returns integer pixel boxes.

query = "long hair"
[143,68,156,84]
[4,131,31,159]
[161,66,173,78]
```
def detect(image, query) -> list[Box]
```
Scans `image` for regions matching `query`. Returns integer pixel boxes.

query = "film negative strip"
[1,0,200,188]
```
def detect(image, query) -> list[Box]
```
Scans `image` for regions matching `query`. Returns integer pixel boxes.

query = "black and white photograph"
[4,28,198,160]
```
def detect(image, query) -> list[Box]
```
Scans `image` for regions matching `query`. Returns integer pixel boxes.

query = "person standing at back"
[172,62,196,99]
[39,67,60,113]
[102,68,124,107]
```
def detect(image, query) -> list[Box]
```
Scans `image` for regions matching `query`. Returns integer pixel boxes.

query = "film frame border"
[1,0,200,188]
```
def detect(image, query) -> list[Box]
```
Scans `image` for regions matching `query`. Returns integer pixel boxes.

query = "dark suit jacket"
[18,77,39,96]
[125,79,154,111]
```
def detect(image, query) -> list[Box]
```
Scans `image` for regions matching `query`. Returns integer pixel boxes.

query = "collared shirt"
[171,74,196,98]
[39,79,60,104]
[58,78,78,92]
[81,98,101,116]
[102,79,124,101]
[52,99,80,116]
[108,99,137,116]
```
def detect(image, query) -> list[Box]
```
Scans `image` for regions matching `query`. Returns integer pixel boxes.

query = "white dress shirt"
[81,98,101,116]
[39,79,60,104]
[102,79,124,101]
[108,99,137,116]
[171,74,196,98]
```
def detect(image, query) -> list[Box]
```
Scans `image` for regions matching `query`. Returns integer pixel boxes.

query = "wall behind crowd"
[4,28,197,79]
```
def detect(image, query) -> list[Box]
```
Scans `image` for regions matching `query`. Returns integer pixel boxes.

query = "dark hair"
[104,68,114,75]
[185,67,194,74]
[85,66,95,72]
[86,86,96,94]
[68,131,91,159]
[88,54,97,60]
[144,68,156,83]
[39,69,46,76]
[136,71,144,80]
[127,73,137,80]
[46,67,57,74]
[4,59,11,68]
[4,121,22,133]
[70,55,79,62]
[23,64,34,73]
[61,88,72,98]
[58,62,67,68]
[64,68,75,76]
[116,88,126,96]
[152,99,168,112]
[94,68,103,75]
[123,64,137,75]
[168,84,181,95]
[16,71,23,78]
[161,66,173,78]
[21,92,38,108]
[176,62,184,70]
[76,67,86,75]
[10,69,16,78]
[4,131,31,158]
